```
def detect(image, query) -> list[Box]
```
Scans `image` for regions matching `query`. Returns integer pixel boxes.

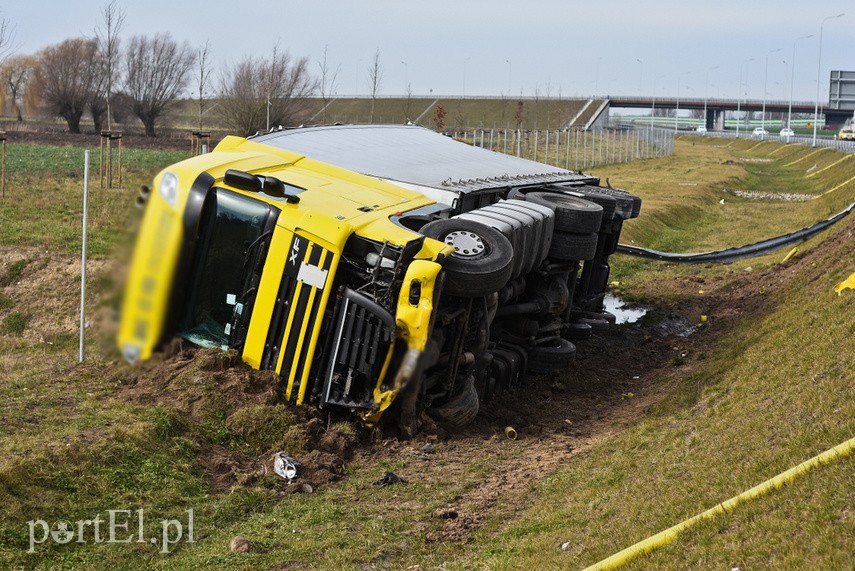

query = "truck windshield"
[179,189,278,349]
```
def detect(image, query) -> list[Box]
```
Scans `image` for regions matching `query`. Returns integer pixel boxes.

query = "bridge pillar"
[712,109,725,131]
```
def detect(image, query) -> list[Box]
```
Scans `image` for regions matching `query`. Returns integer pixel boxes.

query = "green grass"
[1,312,27,335]
[0,144,190,256]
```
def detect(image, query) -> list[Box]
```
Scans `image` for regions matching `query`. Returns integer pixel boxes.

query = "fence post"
[565,129,571,169]
[0,131,5,198]
[583,130,587,169]
[79,150,90,363]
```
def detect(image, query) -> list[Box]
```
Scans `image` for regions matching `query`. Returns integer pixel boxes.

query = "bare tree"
[0,16,16,68]
[195,40,213,130]
[124,33,194,137]
[317,44,340,123]
[95,0,125,130]
[89,54,109,132]
[368,48,383,123]
[37,38,102,133]
[218,47,316,136]
[2,55,35,121]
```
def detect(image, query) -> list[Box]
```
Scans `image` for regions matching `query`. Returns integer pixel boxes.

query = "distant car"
[779,128,795,138]
[752,127,768,139]
[695,126,707,134]
[838,127,855,141]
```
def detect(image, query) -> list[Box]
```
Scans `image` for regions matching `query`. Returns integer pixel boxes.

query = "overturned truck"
[120,125,641,435]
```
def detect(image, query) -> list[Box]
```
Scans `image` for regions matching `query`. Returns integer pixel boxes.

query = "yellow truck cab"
[120,124,641,435]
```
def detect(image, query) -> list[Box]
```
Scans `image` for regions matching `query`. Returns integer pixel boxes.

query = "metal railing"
[451,126,675,170]
[681,129,855,154]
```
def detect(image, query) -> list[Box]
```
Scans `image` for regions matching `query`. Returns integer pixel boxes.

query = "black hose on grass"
[616,200,855,263]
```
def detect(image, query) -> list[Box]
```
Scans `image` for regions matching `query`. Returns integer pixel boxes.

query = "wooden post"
[100,130,112,189]
[99,132,106,188]
[191,131,212,155]
[0,131,6,198]
[113,131,123,188]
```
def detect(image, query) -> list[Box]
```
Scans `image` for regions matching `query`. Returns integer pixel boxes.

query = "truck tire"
[421,219,513,297]
[573,191,617,222]
[427,375,480,429]
[581,186,641,219]
[526,338,577,374]
[525,192,603,234]
[548,231,598,261]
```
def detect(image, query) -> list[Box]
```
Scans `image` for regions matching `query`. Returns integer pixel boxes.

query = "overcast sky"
[3,0,853,103]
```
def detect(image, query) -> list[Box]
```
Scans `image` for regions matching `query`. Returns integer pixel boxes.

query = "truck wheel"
[548,231,598,261]
[573,191,617,222]
[421,219,513,297]
[526,338,577,374]
[525,192,603,233]
[427,375,480,429]
[582,186,642,219]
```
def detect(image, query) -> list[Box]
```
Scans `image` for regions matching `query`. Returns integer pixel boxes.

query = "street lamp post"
[505,59,512,94]
[651,74,664,129]
[636,58,643,95]
[813,13,845,146]
[704,65,719,131]
[736,58,754,138]
[400,61,408,94]
[675,71,690,133]
[762,48,783,134]
[788,34,813,131]
[463,57,471,98]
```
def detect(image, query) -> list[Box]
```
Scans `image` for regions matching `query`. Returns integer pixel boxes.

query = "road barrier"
[616,200,855,263]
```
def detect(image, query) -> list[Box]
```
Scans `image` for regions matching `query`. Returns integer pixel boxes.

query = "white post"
[813,13,845,148]
[789,35,813,132]
[79,150,90,363]
[737,58,754,138]
[762,48,782,134]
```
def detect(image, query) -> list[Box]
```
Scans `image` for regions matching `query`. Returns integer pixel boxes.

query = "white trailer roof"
[251,124,593,195]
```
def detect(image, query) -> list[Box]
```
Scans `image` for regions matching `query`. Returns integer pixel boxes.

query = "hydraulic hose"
[616,200,855,263]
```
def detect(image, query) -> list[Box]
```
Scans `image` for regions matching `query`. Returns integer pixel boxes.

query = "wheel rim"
[445,230,486,258]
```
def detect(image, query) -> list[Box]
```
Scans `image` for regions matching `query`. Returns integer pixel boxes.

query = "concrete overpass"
[606,96,852,130]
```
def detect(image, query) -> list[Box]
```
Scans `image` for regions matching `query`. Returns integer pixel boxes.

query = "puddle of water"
[603,292,648,325]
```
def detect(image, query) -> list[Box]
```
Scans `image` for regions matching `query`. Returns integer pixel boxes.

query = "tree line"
[0,3,386,137]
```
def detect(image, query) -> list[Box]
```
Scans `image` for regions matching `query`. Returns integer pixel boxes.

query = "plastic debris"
[273,453,300,483]
[835,272,855,295]
[372,471,408,487]
[504,426,518,440]
[781,247,799,263]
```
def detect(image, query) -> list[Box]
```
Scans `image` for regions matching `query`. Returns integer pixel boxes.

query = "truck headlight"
[158,172,179,209]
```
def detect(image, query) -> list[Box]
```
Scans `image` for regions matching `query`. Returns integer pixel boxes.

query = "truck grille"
[321,288,396,409]
[261,233,334,404]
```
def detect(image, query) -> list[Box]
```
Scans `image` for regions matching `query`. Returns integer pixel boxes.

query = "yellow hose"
[582,436,855,571]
